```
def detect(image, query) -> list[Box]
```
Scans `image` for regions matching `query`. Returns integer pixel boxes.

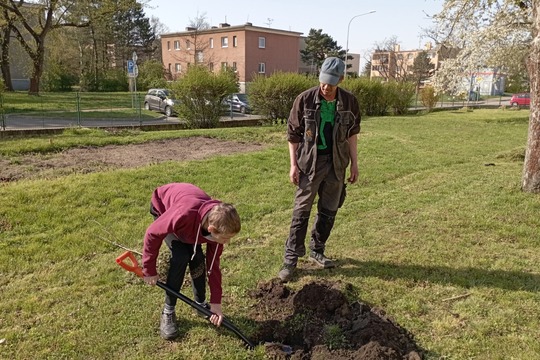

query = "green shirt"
[317,99,336,153]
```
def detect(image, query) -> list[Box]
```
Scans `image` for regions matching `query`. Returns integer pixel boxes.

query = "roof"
[161,23,303,38]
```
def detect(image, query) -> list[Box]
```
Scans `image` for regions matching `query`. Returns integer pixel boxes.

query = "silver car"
[144,89,178,117]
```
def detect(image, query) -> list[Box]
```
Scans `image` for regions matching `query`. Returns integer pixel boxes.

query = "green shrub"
[170,65,238,128]
[249,72,317,122]
[420,85,438,111]
[137,60,168,91]
[79,70,98,92]
[100,69,129,92]
[386,81,415,115]
[41,61,79,92]
[342,77,389,116]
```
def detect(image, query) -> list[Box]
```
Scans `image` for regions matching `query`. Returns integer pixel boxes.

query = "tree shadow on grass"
[333,258,540,292]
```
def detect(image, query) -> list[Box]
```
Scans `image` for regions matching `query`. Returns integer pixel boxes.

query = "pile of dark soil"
[248,279,423,360]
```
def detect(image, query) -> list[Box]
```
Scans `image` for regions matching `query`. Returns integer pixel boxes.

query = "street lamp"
[345,10,376,78]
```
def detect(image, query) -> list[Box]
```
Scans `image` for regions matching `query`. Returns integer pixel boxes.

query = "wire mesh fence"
[0,91,180,131]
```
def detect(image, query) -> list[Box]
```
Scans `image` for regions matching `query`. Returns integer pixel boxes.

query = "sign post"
[128,52,141,125]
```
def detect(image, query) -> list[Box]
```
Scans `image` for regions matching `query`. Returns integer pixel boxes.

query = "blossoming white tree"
[433,0,540,192]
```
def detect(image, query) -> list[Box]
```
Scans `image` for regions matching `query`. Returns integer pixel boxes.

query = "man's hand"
[209,303,224,326]
[347,162,359,184]
[289,164,299,185]
[143,275,158,285]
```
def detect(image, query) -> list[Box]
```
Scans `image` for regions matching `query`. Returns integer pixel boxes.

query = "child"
[142,183,241,340]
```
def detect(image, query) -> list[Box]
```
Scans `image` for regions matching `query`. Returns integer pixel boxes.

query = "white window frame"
[258,62,266,73]
[233,36,238,47]
[209,38,214,49]
[221,36,228,48]
[174,40,180,50]
[175,63,181,73]
[186,40,191,50]
[196,50,203,63]
[258,37,266,49]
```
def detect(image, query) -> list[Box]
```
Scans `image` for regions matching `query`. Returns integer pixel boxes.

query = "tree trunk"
[28,40,45,95]
[522,0,540,192]
[0,27,14,91]
[1,10,14,91]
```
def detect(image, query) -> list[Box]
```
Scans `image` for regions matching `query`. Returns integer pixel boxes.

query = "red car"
[510,93,530,107]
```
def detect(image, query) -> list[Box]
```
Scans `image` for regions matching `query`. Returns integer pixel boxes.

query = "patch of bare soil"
[248,279,423,360]
[0,136,265,182]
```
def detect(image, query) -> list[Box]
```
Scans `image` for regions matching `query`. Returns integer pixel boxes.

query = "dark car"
[144,89,178,117]
[509,92,530,107]
[224,93,251,114]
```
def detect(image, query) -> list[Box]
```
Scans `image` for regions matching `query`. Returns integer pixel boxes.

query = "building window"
[209,62,214,71]
[221,37,228,48]
[196,50,203,63]
[174,40,180,50]
[167,41,170,50]
[186,40,191,50]
[221,62,228,70]
[407,53,414,60]
[233,36,238,47]
[175,63,181,73]
[168,63,171,73]
[232,62,237,71]
[258,62,266,73]
[258,37,266,48]
[209,38,214,48]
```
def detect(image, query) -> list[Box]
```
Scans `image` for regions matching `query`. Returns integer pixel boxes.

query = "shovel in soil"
[116,250,256,349]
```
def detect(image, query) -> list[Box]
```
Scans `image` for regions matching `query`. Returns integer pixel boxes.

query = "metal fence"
[0,92,178,132]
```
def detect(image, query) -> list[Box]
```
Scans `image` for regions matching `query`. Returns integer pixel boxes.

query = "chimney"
[245,22,252,26]
[185,27,196,31]
[394,44,400,52]
[219,23,230,28]
[425,42,432,50]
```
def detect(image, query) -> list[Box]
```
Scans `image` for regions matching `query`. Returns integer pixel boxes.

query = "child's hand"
[209,303,223,326]
[143,275,158,285]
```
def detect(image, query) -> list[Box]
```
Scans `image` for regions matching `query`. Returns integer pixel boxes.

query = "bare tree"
[371,36,410,82]
[0,0,90,94]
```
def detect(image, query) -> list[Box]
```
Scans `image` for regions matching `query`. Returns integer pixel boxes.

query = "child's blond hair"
[208,203,241,234]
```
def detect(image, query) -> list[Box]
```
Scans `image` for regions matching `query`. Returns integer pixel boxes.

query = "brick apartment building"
[161,23,303,92]
[370,42,506,95]
[370,42,457,82]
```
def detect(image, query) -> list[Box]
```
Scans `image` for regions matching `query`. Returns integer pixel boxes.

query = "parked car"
[509,92,530,107]
[224,93,251,114]
[144,89,178,117]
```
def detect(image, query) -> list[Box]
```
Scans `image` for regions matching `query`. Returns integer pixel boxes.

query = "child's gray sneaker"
[160,311,179,340]
[195,301,211,318]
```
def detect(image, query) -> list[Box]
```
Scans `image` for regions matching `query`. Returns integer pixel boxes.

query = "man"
[278,57,361,282]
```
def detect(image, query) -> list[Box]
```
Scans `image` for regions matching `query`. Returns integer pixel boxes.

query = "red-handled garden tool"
[116,251,256,349]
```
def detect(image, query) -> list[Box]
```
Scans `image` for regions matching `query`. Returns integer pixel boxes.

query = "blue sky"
[145,0,443,61]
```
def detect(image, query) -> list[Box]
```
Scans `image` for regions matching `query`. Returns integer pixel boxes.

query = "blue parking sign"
[127,60,134,74]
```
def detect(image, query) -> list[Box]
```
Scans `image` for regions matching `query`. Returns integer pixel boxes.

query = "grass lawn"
[0,91,162,122]
[1,108,539,359]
